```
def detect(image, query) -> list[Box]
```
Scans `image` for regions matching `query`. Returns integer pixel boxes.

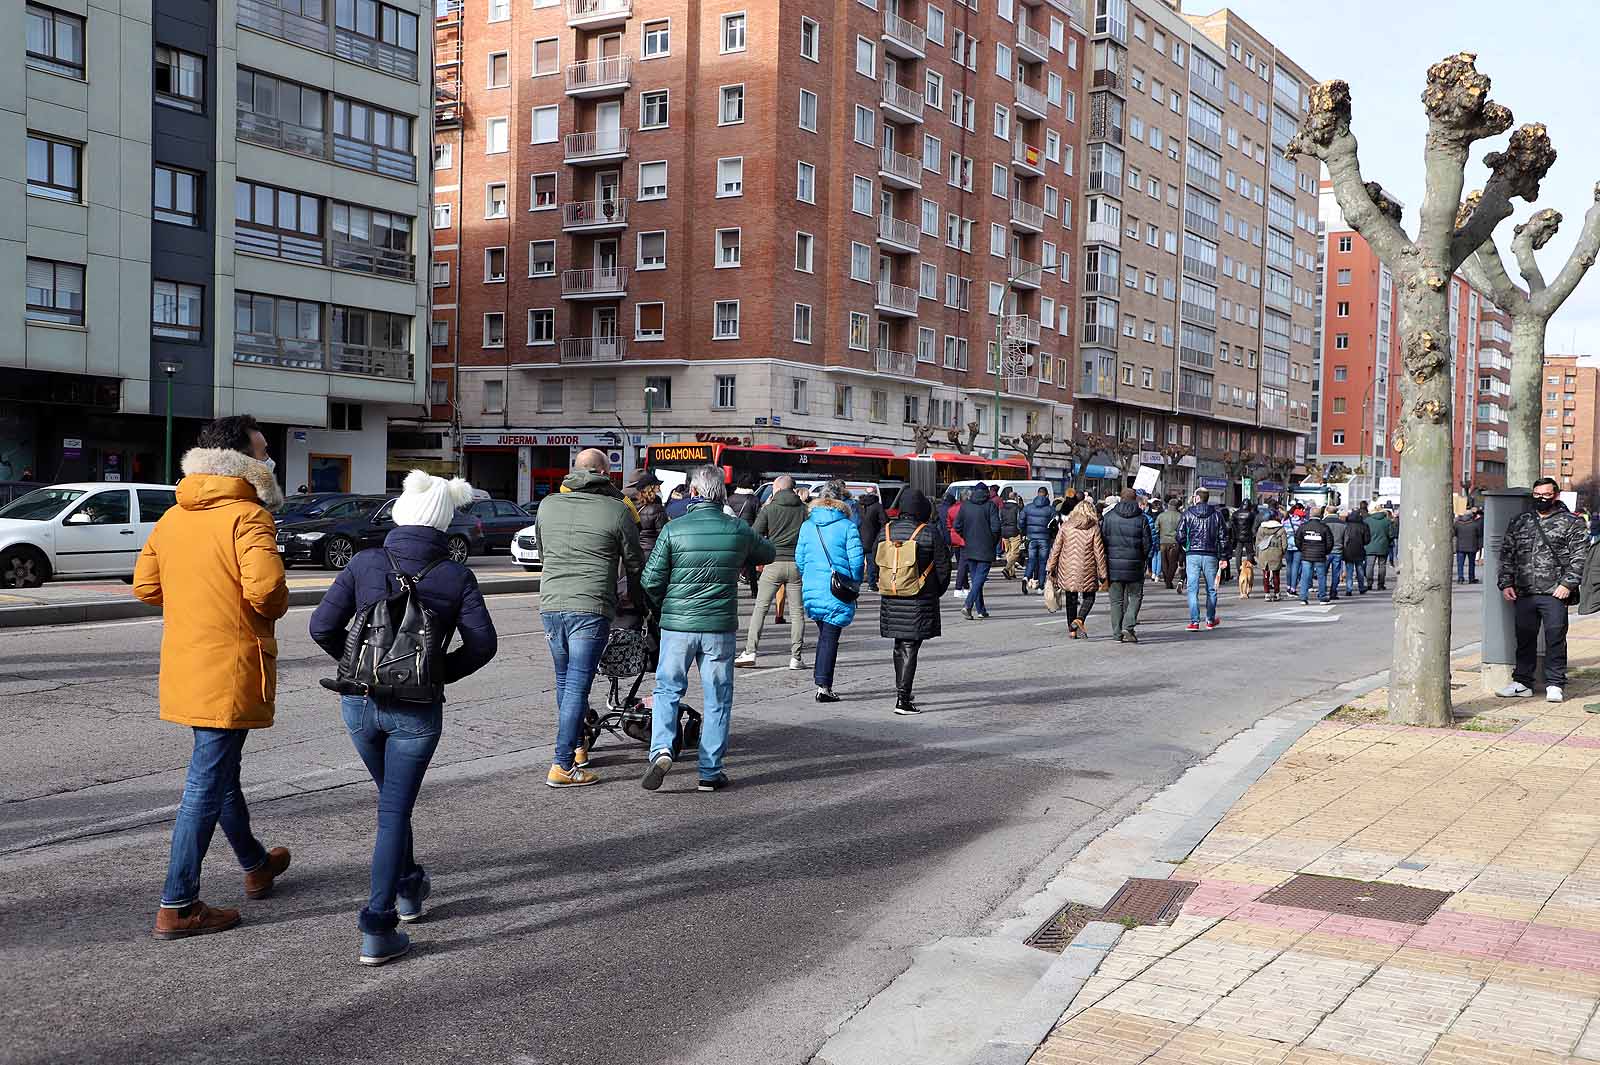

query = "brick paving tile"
[1532,904,1600,936]
[1192,951,1376,1044]
[1229,902,1331,935]
[1506,923,1600,975]
[1293,930,1407,967]
[1139,938,1284,995]
[1096,979,1224,1026]
[1145,1027,1295,1064]
[1065,974,1128,1015]
[1240,839,1344,872]
[1280,1047,1396,1064]
[1448,980,1595,1055]
[1207,918,1318,953]
[1035,1007,1184,1063]
[1302,847,1410,880]
[1425,1033,1588,1065]
[1183,879,1276,917]
[1488,960,1600,998]
[1462,868,1568,905]
[1303,965,1483,1064]
[1384,946,1502,982]
[1381,860,1487,893]
[1574,1003,1600,1060]
[1116,915,1221,957]
[1440,893,1544,925]
[1313,915,1422,948]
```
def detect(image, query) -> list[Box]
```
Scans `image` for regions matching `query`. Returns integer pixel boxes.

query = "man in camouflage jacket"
[1498,477,1591,702]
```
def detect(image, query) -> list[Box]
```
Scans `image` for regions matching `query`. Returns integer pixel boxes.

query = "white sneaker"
[734,651,757,668]
[1548,686,1565,703]
[951,588,966,598]
[1496,683,1534,698]
[789,656,804,670]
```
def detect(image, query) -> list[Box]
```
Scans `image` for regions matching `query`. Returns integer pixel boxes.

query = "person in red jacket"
[943,489,968,594]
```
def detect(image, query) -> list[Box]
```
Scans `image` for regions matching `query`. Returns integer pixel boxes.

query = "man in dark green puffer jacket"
[640,466,774,794]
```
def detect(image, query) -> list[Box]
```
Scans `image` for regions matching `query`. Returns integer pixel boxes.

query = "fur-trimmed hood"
[177,447,284,512]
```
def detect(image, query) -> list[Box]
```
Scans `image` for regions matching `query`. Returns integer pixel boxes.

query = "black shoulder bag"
[810,522,860,603]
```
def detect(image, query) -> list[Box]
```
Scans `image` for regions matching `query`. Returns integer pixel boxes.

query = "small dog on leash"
[1237,558,1255,599]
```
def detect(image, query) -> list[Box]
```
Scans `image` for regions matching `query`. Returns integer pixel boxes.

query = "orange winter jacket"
[133,448,289,729]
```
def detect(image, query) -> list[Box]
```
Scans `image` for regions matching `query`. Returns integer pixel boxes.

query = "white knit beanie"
[392,470,475,531]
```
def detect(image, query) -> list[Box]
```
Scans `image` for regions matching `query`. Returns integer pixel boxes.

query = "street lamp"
[158,360,184,483]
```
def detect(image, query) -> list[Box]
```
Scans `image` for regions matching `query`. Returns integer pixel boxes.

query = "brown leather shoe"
[153,901,241,940]
[243,846,292,900]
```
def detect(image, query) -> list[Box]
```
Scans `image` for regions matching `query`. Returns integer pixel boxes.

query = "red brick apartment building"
[1313,180,1512,504]
[1540,355,1600,495]
[422,0,1318,502]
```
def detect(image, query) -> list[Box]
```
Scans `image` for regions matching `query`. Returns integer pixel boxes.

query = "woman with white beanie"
[309,470,498,965]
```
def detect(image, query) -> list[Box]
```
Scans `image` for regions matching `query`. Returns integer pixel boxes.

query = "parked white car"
[510,523,541,570]
[0,483,178,587]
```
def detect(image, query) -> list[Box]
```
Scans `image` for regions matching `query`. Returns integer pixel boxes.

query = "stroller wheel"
[680,707,702,751]
[584,722,602,750]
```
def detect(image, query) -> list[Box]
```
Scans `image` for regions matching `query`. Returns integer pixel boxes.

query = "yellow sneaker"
[573,746,590,769]
[546,763,599,788]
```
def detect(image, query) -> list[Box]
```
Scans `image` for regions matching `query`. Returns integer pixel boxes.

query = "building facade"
[1540,354,1600,497]
[5,0,432,493]
[430,0,1319,502]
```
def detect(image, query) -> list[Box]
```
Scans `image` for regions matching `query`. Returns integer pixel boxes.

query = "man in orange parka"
[134,415,291,939]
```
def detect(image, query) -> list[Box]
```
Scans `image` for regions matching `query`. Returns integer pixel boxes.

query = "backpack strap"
[384,550,446,590]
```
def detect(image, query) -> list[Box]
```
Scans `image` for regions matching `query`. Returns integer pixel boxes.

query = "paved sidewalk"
[1030,616,1600,1065]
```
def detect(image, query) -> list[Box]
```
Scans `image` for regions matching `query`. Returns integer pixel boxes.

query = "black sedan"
[274,493,364,523]
[274,495,485,569]
[464,498,533,551]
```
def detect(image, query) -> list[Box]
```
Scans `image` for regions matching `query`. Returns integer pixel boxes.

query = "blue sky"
[1187,0,1600,356]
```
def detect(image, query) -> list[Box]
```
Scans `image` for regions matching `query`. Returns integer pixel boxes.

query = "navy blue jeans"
[814,620,843,689]
[1025,537,1050,587]
[341,695,442,933]
[964,560,992,614]
[542,611,611,769]
[161,728,269,907]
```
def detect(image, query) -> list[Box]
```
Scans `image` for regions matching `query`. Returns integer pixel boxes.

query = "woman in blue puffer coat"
[795,480,865,703]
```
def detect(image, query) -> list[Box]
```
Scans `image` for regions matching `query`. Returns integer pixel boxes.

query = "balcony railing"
[1003,375,1040,397]
[1086,168,1121,193]
[332,135,416,180]
[1010,197,1045,231]
[1264,287,1292,313]
[1014,81,1049,118]
[1079,369,1116,399]
[1080,323,1119,349]
[875,348,918,378]
[331,239,414,281]
[1178,390,1213,414]
[881,10,926,57]
[1016,22,1049,60]
[879,146,923,188]
[1013,139,1045,173]
[877,214,920,251]
[239,0,418,79]
[876,282,919,316]
[561,266,629,297]
[1092,68,1122,91]
[234,333,412,381]
[1258,403,1288,428]
[1084,219,1120,246]
[564,128,630,162]
[565,55,631,94]
[1082,271,1118,294]
[1180,300,1217,327]
[1184,210,1219,240]
[1185,164,1220,197]
[1188,119,1222,152]
[331,344,414,380]
[561,197,629,229]
[237,109,328,159]
[561,336,627,363]
[1008,257,1043,288]
[1189,70,1225,108]
[236,225,325,265]
[1182,255,1217,282]
[880,79,925,121]
[1179,345,1214,369]
[566,0,630,26]
[1004,315,1041,344]
[334,29,418,79]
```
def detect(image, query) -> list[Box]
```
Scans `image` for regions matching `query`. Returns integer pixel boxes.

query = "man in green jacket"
[736,475,807,670]
[1155,500,1184,591]
[641,466,775,793]
[535,449,643,788]
[1364,508,1394,591]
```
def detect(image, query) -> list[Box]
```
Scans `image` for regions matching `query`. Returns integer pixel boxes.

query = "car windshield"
[0,488,87,521]
[278,495,334,518]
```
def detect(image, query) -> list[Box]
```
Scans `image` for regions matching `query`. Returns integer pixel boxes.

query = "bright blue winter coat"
[795,501,866,628]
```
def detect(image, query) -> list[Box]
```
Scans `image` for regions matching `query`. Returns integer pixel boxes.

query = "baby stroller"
[584,612,701,759]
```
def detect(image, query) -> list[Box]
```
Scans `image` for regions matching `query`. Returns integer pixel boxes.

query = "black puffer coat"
[875,501,951,641]
[1100,498,1153,583]
[954,486,1002,562]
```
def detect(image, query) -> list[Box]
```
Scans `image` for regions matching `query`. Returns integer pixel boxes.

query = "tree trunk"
[1507,313,1549,487]
[1389,279,1455,727]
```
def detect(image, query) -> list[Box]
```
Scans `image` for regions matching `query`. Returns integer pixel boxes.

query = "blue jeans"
[865,554,880,588]
[814,620,843,688]
[1286,549,1301,590]
[1456,551,1477,582]
[161,728,268,907]
[965,559,992,614]
[1186,554,1219,624]
[1298,559,1329,602]
[1345,553,1368,594]
[542,611,611,770]
[1025,537,1049,587]
[651,629,735,779]
[341,695,442,933]
[1328,554,1344,596]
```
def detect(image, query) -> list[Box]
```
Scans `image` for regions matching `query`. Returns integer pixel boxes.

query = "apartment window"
[927,5,945,43]
[834,385,853,418]
[713,300,740,339]
[433,142,452,170]
[854,105,875,146]
[795,232,814,272]
[1335,334,1349,349]
[332,97,413,164]
[995,42,1011,78]
[432,203,451,228]
[926,71,943,109]
[642,90,669,129]
[790,377,812,413]
[483,379,505,413]
[903,395,920,424]
[720,84,746,125]
[856,36,875,76]
[919,262,937,298]
[793,303,813,343]
[26,3,85,79]
[488,51,510,86]
[486,116,509,153]
[714,374,738,408]
[1336,269,1351,285]
[430,321,448,347]
[1338,236,1353,252]
[526,105,557,143]
[483,313,505,347]
[638,231,666,269]
[639,160,667,199]
[530,172,557,210]
[484,246,507,282]
[717,157,743,196]
[921,198,940,235]
[796,161,816,203]
[717,228,742,268]
[430,261,449,288]
[529,240,556,276]
[528,308,554,344]
[848,312,869,350]
[590,377,617,413]
[853,175,873,215]
[153,165,202,226]
[993,104,1010,140]
[800,17,819,60]
[151,280,203,340]
[643,19,670,57]
[1332,397,1347,414]
[847,243,871,282]
[1332,430,1345,446]
[799,89,818,132]
[155,46,205,110]
[722,12,746,53]
[636,303,665,340]
[532,38,558,77]
[539,379,564,413]
[871,389,889,422]
[26,134,81,203]
[1333,366,1347,381]
[485,182,507,218]
[488,0,509,19]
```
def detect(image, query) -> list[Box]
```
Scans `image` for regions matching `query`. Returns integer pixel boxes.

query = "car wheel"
[324,536,356,571]
[0,547,49,589]
[447,535,470,564]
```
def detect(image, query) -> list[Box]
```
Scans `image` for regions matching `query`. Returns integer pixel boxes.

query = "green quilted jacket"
[641,500,775,633]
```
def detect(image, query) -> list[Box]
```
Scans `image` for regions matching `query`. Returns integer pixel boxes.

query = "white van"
[943,478,1053,502]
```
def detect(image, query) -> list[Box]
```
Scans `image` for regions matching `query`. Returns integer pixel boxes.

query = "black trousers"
[1063,590,1095,621]
[1514,593,1570,689]
[892,639,922,695]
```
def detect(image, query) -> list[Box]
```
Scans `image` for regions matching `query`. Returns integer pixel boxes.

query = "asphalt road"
[0,572,1487,1065]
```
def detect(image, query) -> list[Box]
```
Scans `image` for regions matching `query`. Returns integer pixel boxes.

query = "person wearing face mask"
[1497,478,1591,703]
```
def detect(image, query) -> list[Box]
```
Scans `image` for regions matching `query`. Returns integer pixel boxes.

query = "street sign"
[62,437,82,459]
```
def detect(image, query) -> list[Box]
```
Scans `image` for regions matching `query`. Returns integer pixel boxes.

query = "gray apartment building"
[4,0,431,493]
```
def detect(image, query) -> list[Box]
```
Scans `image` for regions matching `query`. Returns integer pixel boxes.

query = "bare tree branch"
[1511,209,1560,292]
[1286,80,1413,263]
[1451,123,1557,268]
[1534,183,1600,313]
[1421,54,1514,266]
[1460,237,1529,311]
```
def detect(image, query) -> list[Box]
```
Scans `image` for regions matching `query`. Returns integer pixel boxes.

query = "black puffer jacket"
[954,486,1002,562]
[1100,499,1152,583]
[637,499,667,556]
[876,510,951,641]
[1341,516,1370,560]
[1295,517,1334,563]
[999,498,1022,538]
[1453,515,1484,554]
[1231,506,1256,556]
[858,492,885,556]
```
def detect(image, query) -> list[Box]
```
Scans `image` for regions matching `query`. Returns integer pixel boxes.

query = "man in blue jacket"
[1177,487,1231,631]
[1021,487,1055,595]
[954,483,1002,619]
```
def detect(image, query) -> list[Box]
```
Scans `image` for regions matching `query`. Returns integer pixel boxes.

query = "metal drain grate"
[1255,874,1450,924]
[1024,879,1198,954]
